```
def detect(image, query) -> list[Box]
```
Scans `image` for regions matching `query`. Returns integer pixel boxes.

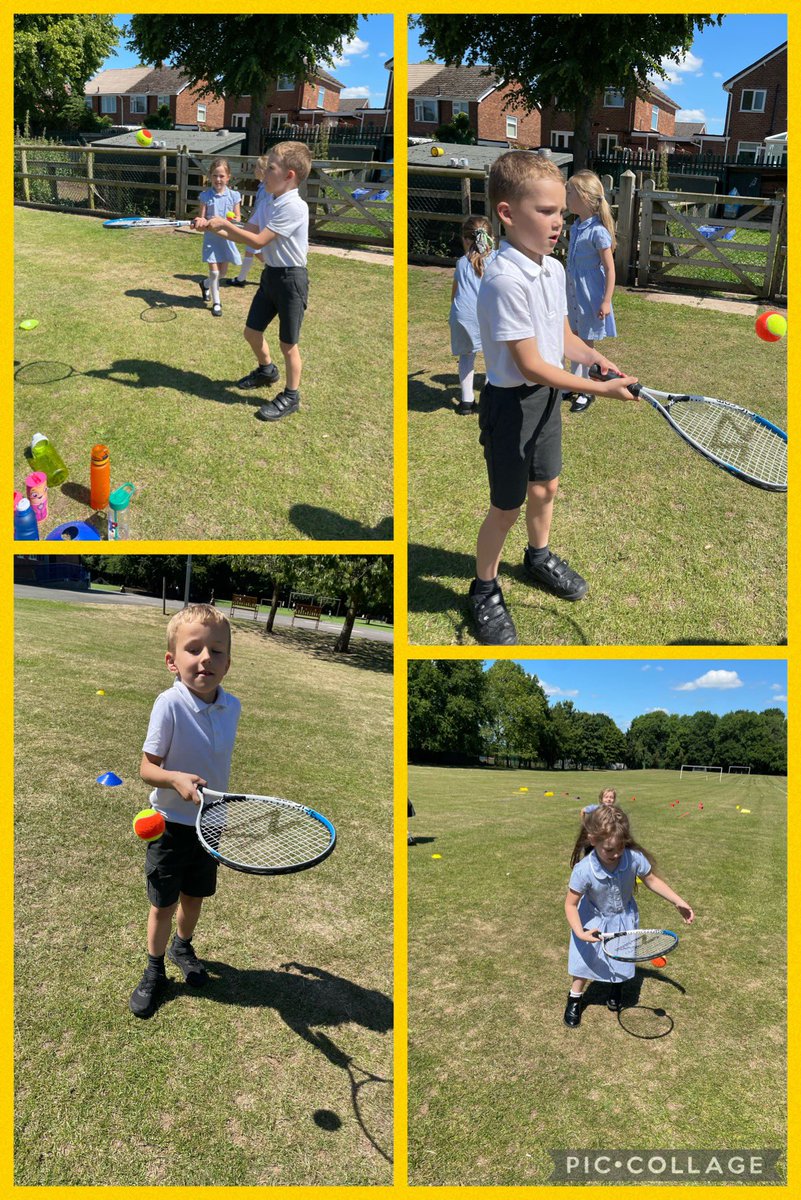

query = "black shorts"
[245,265,309,345]
[145,820,218,908]
[478,380,562,510]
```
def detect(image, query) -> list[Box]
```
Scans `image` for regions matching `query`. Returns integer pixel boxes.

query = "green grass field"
[408,267,786,645]
[14,598,393,1185]
[407,765,786,1186]
[14,208,393,540]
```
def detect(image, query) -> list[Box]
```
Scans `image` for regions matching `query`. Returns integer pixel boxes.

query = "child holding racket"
[230,155,270,288]
[196,158,242,317]
[563,806,694,1027]
[563,170,617,414]
[469,151,638,645]
[449,216,496,415]
[195,141,311,423]
[129,604,241,1019]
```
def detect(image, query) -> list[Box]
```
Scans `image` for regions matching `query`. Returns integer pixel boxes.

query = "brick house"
[542,83,679,156]
[224,68,345,133]
[409,65,541,145]
[84,66,225,128]
[721,42,786,162]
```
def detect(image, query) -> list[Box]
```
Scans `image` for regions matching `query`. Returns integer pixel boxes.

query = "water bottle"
[108,482,135,540]
[25,471,48,522]
[90,444,111,512]
[14,498,39,540]
[29,433,69,486]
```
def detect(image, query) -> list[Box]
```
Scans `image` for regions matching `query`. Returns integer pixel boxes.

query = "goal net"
[679,764,723,782]
[727,765,751,774]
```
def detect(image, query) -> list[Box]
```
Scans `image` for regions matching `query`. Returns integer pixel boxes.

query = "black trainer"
[570,393,593,414]
[607,982,623,1013]
[455,400,476,415]
[467,586,517,645]
[564,993,583,1028]
[230,278,246,288]
[256,390,301,422]
[523,550,588,601]
[167,935,209,987]
[129,966,167,1018]
[236,364,280,389]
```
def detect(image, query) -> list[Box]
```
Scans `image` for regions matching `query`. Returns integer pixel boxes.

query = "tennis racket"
[588,365,787,492]
[103,217,244,230]
[195,787,336,876]
[593,928,679,962]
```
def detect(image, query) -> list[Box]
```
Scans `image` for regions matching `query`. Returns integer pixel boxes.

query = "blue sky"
[484,660,787,732]
[408,13,787,134]
[104,15,394,108]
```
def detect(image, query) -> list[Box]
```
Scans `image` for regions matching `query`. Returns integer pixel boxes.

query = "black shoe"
[523,550,588,601]
[129,966,167,1018]
[607,983,623,1013]
[455,400,476,415]
[167,935,209,987]
[467,586,517,645]
[236,364,280,389]
[256,390,301,422]
[230,278,246,288]
[564,993,583,1028]
[212,303,222,317]
[570,393,593,413]
[199,279,210,302]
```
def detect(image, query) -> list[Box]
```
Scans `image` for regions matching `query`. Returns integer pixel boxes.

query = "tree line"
[408,661,786,775]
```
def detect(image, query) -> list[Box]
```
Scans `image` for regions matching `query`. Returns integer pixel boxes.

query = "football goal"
[727,765,752,774]
[679,764,723,782]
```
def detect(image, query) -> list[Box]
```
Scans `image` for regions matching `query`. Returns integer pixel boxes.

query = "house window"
[604,89,625,108]
[452,100,469,117]
[277,75,294,91]
[736,141,761,163]
[551,130,572,150]
[317,87,325,108]
[129,95,146,114]
[414,99,437,123]
[231,113,249,129]
[597,134,619,155]
[157,95,170,110]
[270,113,288,131]
[197,104,207,122]
[740,89,766,113]
[651,105,659,131]
[100,95,116,114]
[506,116,518,139]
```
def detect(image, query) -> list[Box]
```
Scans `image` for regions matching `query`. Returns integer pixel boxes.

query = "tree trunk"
[265,583,280,633]
[247,85,268,157]
[334,601,357,652]
[571,93,593,172]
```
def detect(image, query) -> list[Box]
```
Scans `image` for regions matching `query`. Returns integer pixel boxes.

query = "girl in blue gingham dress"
[448,215,496,415]
[197,157,242,316]
[563,806,694,1027]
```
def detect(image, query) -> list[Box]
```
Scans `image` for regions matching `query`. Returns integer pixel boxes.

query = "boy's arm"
[140,751,206,805]
[204,217,278,250]
[509,333,637,400]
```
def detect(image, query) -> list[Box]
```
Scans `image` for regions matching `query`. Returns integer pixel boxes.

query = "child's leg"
[524,477,559,553]
[244,325,275,369]
[523,477,588,600]
[564,976,589,1027]
[458,352,476,406]
[280,340,302,391]
[147,901,178,957]
[175,893,204,941]
[570,977,590,994]
[570,336,594,379]
[475,503,521,582]
[234,251,258,283]
[208,265,221,306]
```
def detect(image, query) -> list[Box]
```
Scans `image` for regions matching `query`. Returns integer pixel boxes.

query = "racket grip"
[588,364,641,398]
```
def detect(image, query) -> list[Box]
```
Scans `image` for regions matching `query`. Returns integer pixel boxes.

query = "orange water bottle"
[90,445,111,512]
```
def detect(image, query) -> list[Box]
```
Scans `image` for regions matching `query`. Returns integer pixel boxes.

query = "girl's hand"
[206,216,225,231]
[676,901,695,924]
[578,929,602,943]
[171,772,206,804]
[597,300,612,319]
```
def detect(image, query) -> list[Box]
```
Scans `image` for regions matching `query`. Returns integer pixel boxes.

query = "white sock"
[571,360,589,381]
[458,352,476,404]
[569,990,584,998]
[236,255,255,282]
[209,272,220,305]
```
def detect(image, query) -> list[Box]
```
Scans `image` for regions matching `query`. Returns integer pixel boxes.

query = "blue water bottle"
[14,498,40,540]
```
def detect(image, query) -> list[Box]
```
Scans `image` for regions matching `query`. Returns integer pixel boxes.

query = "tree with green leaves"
[483,661,548,766]
[434,111,477,146]
[14,14,119,132]
[408,660,486,759]
[412,15,723,170]
[126,15,360,155]
[307,556,392,652]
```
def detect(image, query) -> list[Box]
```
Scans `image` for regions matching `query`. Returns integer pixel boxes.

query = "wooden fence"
[14,143,393,249]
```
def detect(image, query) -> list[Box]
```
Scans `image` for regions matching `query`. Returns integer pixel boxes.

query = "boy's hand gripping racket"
[195,787,336,875]
[588,365,787,492]
[593,928,679,962]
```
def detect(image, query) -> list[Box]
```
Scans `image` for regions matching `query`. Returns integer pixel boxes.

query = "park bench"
[291,602,323,630]
[230,594,259,619]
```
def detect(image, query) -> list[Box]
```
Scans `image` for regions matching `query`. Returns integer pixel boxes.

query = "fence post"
[20,146,30,203]
[86,148,95,210]
[638,178,654,288]
[767,191,787,301]
[460,172,471,215]
[176,148,188,216]
[616,169,636,285]
[159,151,167,217]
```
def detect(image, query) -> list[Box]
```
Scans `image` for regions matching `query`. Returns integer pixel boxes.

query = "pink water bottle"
[25,471,48,522]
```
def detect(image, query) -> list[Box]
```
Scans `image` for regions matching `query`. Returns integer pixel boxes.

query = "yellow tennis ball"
[135,128,153,148]
[226,210,235,219]
[766,313,786,338]
[133,808,165,841]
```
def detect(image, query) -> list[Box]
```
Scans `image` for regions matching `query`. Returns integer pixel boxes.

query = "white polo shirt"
[143,679,241,826]
[477,240,567,388]
[262,188,309,268]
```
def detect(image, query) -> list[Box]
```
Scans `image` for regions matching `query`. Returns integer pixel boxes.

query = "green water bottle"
[29,433,69,486]
[108,482,135,540]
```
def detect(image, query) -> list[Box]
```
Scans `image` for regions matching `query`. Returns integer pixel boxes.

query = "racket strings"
[610,930,677,959]
[670,398,786,487]
[199,797,332,869]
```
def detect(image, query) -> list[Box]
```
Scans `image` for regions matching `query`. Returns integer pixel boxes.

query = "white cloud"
[713,71,723,78]
[541,680,579,698]
[771,683,783,691]
[773,694,788,703]
[658,49,704,87]
[674,669,744,692]
[327,36,370,70]
[641,665,651,671]
[677,108,707,122]
[341,86,370,99]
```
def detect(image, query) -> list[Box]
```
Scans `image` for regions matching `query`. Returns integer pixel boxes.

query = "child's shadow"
[124,286,201,312]
[408,370,485,413]
[84,359,250,407]
[584,969,684,1040]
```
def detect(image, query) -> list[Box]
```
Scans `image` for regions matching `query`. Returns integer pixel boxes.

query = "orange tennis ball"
[755,310,786,342]
[133,808,165,841]
[651,956,667,969]
[136,128,153,148]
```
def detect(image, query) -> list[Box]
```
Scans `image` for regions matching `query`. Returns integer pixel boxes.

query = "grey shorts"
[246,265,308,345]
[145,820,218,908]
[478,380,562,510]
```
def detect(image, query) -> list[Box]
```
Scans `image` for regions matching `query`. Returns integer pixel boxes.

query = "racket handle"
[588,363,642,398]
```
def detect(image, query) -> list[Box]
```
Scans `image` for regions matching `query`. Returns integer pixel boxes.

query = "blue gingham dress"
[565,215,616,340]
[449,250,497,354]
[198,186,242,265]
[567,848,651,982]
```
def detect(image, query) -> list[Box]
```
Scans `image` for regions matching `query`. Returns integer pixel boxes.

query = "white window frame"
[505,115,518,139]
[597,133,620,155]
[270,112,289,131]
[604,89,625,108]
[736,141,761,163]
[740,88,766,113]
[100,95,116,114]
[452,100,469,117]
[317,86,325,108]
[551,130,572,150]
[157,95,170,110]
[277,75,294,92]
[197,104,207,123]
[651,105,659,131]
[231,113,249,129]
[129,94,146,115]
[414,98,438,124]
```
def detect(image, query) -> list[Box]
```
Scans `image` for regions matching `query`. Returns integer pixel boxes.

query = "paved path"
[13,585,393,644]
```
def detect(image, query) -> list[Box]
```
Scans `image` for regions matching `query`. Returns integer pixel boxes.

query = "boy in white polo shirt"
[129,604,241,1018]
[197,141,312,423]
[470,152,638,645]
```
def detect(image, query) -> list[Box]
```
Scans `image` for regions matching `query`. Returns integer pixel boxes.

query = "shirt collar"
[497,238,554,281]
[588,848,630,880]
[172,677,229,712]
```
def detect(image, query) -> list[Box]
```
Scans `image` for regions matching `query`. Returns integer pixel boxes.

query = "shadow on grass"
[290,504,393,542]
[409,541,589,646]
[125,286,203,313]
[582,968,685,1040]
[82,359,252,408]
[408,370,487,414]
[235,622,393,675]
